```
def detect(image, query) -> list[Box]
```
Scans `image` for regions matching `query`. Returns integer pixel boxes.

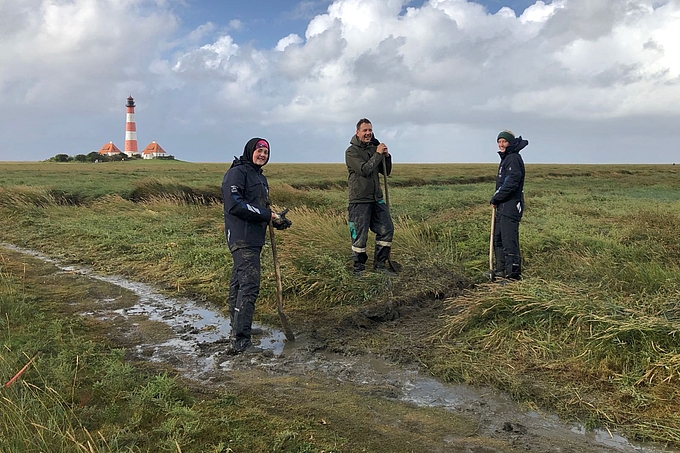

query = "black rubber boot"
[506,254,522,280]
[494,247,506,278]
[374,261,397,277]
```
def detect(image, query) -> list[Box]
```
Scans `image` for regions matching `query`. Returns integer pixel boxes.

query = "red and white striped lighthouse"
[124,95,138,156]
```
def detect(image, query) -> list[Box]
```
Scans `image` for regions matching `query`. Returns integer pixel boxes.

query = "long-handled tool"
[381,153,390,208]
[268,218,295,342]
[488,206,496,281]
[381,153,401,273]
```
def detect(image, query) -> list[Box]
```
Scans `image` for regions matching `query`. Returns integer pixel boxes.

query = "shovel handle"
[382,153,390,208]
[489,207,496,272]
[268,222,295,341]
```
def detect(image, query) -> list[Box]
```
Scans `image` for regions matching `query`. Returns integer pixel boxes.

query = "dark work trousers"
[348,201,394,272]
[493,213,521,279]
[227,246,262,350]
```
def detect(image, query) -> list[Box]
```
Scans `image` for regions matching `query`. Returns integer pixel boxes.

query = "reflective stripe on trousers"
[348,201,394,268]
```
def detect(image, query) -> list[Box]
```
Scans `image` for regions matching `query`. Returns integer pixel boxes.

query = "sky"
[0,0,679,164]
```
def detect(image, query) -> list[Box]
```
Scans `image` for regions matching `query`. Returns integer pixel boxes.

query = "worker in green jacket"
[345,118,396,277]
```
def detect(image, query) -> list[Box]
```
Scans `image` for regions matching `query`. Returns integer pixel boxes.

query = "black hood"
[499,136,528,157]
[231,137,270,168]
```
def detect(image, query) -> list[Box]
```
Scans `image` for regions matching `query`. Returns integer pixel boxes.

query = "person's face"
[497,138,509,153]
[356,122,373,144]
[253,147,269,165]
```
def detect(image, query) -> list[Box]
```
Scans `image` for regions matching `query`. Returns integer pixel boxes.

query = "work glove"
[272,208,292,230]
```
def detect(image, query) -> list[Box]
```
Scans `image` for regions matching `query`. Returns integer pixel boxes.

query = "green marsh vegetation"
[1,160,680,448]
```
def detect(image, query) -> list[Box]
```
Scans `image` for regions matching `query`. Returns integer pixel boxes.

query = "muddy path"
[3,244,677,453]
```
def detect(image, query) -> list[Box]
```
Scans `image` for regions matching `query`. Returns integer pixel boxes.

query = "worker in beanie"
[221,137,291,354]
[490,130,528,281]
[345,118,396,277]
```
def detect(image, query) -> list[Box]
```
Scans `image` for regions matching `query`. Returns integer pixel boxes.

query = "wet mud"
[3,244,678,453]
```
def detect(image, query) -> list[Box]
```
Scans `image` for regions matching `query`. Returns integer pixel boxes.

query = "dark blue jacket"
[221,138,272,251]
[491,137,527,221]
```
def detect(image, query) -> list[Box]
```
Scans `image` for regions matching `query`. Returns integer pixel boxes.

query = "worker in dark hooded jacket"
[345,118,395,277]
[490,130,528,281]
[221,137,291,354]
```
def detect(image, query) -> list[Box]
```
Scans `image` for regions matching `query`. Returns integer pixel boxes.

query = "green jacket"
[345,135,392,203]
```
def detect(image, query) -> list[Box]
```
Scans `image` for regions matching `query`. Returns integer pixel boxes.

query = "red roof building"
[98,141,122,156]
[142,140,172,159]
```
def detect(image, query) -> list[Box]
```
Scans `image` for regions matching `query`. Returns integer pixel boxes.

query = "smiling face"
[252,146,269,166]
[356,121,373,144]
[497,138,509,153]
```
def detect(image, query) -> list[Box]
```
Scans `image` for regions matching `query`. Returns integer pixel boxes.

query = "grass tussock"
[436,279,680,443]
[0,186,57,209]
[128,177,221,205]
[268,183,336,210]
[266,206,373,306]
[263,206,471,310]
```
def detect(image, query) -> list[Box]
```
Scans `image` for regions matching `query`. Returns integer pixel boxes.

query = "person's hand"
[377,143,389,156]
[273,217,292,230]
[272,209,292,230]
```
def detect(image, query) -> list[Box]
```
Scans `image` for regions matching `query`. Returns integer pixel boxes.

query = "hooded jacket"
[491,136,528,221]
[221,138,272,251]
[345,135,392,203]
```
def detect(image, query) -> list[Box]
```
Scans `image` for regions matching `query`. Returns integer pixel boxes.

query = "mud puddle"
[3,244,677,453]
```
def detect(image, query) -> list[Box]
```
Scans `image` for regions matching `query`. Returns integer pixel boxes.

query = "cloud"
[186,22,217,43]
[0,0,179,112]
[227,19,244,31]
[275,33,304,51]
[1,0,680,163]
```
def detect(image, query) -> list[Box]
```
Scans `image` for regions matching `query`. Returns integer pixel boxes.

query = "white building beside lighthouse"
[142,140,173,159]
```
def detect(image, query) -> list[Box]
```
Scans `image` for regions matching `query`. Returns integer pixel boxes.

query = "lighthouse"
[124,96,138,156]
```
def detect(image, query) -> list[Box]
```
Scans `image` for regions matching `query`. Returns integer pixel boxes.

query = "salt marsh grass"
[1,160,680,445]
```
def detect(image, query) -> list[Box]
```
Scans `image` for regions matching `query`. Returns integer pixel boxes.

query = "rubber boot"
[374,260,397,277]
[494,247,506,278]
[353,261,366,277]
[506,254,522,280]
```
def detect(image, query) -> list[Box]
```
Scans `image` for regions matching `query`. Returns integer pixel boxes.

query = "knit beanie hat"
[497,130,515,143]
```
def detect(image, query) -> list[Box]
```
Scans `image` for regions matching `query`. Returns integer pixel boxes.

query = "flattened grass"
[435,278,680,442]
